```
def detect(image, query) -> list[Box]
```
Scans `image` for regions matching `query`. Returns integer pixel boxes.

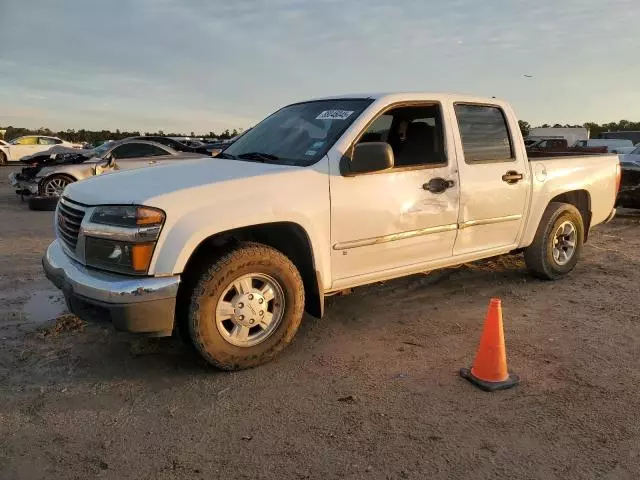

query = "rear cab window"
[454,104,514,163]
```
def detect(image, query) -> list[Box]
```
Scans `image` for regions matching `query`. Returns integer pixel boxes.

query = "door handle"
[502,171,524,184]
[148,160,157,164]
[423,177,455,194]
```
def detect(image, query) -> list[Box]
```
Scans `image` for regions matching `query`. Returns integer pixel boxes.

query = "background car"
[573,138,634,153]
[619,144,640,164]
[0,136,82,165]
[132,135,217,155]
[18,140,115,167]
[616,159,640,209]
[10,139,207,198]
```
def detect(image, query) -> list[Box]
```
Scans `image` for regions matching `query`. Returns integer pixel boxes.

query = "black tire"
[524,202,584,280]
[188,242,305,370]
[38,174,75,197]
[28,195,59,211]
[0,151,7,166]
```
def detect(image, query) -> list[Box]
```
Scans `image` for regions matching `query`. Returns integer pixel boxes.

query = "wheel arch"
[176,222,324,322]
[547,190,591,241]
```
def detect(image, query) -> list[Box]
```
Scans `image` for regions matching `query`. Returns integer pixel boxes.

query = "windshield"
[223,99,374,166]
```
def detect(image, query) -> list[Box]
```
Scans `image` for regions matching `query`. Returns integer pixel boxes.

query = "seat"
[395,122,435,167]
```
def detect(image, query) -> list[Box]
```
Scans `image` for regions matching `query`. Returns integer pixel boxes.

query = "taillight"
[615,162,621,193]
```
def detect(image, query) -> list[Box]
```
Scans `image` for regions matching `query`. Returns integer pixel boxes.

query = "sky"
[1,0,639,133]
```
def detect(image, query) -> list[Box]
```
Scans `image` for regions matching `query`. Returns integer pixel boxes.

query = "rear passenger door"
[452,103,530,255]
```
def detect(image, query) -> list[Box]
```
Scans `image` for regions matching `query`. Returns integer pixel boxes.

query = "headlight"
[90,205,164,227]
[84,205,165,275]
[85,238,155,275]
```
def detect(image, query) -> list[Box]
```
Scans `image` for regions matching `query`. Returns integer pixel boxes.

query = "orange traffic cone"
[460,298,519,391]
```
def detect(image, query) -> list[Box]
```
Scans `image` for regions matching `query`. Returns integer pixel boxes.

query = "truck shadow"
[10,254,537,388]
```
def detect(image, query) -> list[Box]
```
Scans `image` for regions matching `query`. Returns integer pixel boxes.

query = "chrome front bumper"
[43,240,180,335]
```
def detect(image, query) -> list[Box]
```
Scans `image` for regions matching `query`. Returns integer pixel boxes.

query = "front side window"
[454,104,513,163]
[356,104,446,168]
[223,99,373,166]
[38,137,59,145]
[12,136,38,145]
[110,143,168,160]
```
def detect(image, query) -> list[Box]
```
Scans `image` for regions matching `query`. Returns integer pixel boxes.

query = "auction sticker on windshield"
[316,110,354,120]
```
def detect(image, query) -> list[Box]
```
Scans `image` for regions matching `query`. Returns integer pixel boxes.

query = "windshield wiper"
[237,152,280,162]
[216,152,237,159]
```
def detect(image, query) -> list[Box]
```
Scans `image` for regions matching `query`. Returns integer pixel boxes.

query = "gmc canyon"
[42,92,620,370]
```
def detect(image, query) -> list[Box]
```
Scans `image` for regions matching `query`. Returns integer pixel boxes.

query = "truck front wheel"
[187,242,305,370]
[524,202,584,280]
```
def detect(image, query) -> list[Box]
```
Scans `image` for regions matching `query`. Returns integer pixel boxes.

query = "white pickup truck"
[42,92,620,370]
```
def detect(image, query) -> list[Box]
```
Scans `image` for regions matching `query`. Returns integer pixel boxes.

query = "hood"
[20,146,93,165]
[64,157,296,206]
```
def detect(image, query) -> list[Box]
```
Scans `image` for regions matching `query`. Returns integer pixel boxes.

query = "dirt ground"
[1,165,639,480]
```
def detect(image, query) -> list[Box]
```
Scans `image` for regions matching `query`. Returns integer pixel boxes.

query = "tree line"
[518,120,640,139]
[3,120,640,144]
[0,126,242,145]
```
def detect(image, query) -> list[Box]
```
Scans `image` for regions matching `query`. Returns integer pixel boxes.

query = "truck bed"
[527,151,610,159]
[522,153,619,247]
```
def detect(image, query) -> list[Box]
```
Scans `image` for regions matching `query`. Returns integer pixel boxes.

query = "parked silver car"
[10,139,208,197]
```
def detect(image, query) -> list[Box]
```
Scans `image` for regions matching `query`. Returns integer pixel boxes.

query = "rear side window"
[111,143,169,159]
[454,104,513,163]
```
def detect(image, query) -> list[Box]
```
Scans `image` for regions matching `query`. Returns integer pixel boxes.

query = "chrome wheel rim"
[215,273,285,347]
[552,221,577,266]
[44,177,71,197]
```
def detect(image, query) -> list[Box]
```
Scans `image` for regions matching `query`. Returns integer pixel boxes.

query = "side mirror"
[342,142,394,176]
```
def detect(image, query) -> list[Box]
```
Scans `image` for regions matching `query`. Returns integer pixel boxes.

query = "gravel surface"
[1,165,639,480]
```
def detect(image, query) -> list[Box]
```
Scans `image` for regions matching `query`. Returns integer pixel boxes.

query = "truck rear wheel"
[187,242,305,370]
[524,202,584,280]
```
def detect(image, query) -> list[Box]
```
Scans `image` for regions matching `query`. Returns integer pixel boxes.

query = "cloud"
[0,0,639,129]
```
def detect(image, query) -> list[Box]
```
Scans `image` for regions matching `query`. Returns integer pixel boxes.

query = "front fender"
[146,163,332,291]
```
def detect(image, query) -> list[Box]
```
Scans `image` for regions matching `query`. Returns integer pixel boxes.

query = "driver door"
[329,102,460,284]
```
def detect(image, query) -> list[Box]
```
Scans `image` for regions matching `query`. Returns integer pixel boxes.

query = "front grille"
[57,198,86,252]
